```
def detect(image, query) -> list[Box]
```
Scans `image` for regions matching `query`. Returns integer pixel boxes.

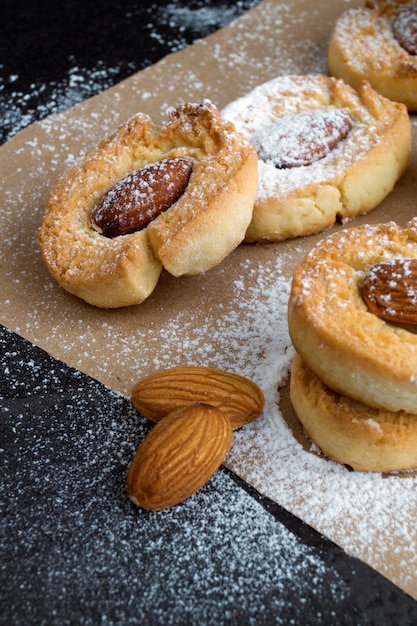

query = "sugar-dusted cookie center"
[91,157,193,238]
[251,109,352,169]
[362,257,417,325]
[392,4,417,56]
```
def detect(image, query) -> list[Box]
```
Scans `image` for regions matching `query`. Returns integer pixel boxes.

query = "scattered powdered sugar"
[2,326,352,624]
[330,5,417,72]
[365,257,417,314]
[0,63,126,147]
[222,74,386,202]
[0,0,262,146]
[2,0,417,603]
[23,241,416,596]
[251,109,352,168]
[392,4,417,55]
[91,158,193,237]
[156,1,258,34]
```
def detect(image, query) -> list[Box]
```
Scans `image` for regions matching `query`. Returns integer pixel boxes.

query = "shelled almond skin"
[362,258,417,324]
[126,403,233,511]
[130,365,265,430]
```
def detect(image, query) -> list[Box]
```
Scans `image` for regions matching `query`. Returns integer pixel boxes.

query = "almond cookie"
[328,0,417,111]
[38,100,258,308]
[221,74,410,242]
[290,351,417,472]
[288,219,417,414]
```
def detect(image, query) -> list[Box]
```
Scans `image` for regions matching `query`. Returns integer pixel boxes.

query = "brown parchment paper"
[2,0,417,601]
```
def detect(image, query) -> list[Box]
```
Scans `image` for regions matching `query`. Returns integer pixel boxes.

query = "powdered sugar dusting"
[251,109,352,169]
[392,4,417,55]
[91,158,193,237]
[1,63,126,147]
[3,320,355,623]
[19,242,416,597]
[221,74,388,202]
[1,0,417,603]
[0,1,262,146]
[330,5,417,73]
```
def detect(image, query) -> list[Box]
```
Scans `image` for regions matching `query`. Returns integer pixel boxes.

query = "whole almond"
[362,257,417,324]
[252,109,352,168]
[126,402,233,511]
[90,157,193,238]
[130,365,265,430]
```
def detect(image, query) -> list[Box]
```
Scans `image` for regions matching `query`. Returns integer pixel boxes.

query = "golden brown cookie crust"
[222,74,410,242]
[290,352,417,472]
[328,0,417,111]
[38,101,258,308]
[288,220,417,413]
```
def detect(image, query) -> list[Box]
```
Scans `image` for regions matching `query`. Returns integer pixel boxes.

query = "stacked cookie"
[288,220,417,472]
